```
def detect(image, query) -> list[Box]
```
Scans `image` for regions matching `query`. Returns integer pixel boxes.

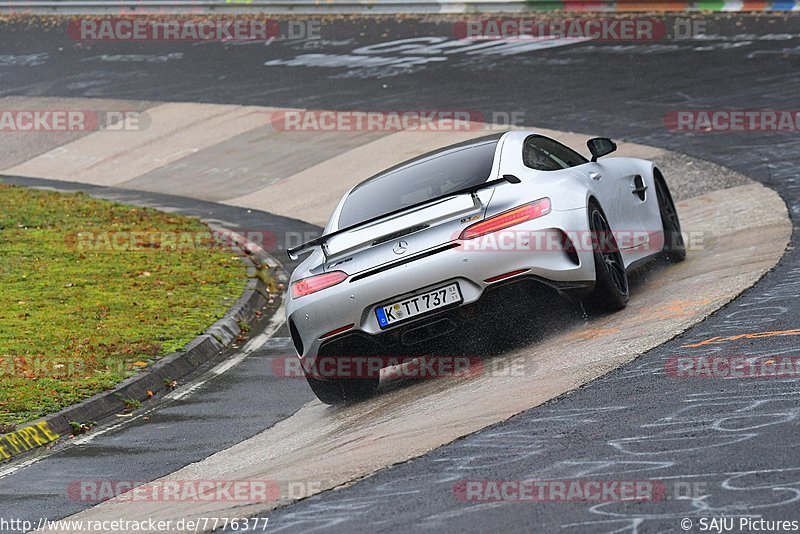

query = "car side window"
[523,135,588,171]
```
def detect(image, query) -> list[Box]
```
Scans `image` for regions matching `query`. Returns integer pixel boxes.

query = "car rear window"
[337,139,499,229]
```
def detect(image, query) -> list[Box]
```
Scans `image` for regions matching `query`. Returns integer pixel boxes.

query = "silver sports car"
[285,131,685,403]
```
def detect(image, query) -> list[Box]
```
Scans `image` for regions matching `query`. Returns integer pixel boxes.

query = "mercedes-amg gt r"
[286,131,685,403]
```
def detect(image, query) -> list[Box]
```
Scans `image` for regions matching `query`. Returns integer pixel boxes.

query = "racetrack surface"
[1,13,799,533]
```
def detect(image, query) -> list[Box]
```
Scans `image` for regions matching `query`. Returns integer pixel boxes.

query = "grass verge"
[0,184,248,427]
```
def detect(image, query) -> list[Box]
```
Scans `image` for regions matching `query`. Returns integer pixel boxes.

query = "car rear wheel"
[305,372,379,405]
[585,202,629,311]
[654,174,686,263]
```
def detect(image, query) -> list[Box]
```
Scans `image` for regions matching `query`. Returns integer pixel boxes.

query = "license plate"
[375,283,462,329]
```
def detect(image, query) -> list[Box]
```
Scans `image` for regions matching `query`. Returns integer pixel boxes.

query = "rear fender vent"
[288,318,304,356]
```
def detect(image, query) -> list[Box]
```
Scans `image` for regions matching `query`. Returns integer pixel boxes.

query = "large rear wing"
[287,174,520,261]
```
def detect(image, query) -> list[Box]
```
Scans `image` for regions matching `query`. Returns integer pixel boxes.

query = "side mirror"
[587,138,617,162]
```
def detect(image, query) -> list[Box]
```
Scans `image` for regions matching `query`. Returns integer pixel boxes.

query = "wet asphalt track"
[1,13,800,533]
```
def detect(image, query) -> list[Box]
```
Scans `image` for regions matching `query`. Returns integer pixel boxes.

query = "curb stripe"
[0,422,59,460]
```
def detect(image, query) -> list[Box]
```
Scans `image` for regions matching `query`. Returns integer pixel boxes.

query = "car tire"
[305,372,379,405]
[585,201,629,311]
[654,173,686,263]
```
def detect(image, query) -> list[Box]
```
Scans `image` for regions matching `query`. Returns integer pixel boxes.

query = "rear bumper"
[313,274,592,363]
[286,207,596,363]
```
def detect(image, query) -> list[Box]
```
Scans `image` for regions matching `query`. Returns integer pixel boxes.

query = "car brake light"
[291,271,347,299]
[460,198,551,240]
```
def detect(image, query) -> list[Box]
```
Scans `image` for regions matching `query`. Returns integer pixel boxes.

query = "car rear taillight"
[291,271,347,299]
[459,198,551,240]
